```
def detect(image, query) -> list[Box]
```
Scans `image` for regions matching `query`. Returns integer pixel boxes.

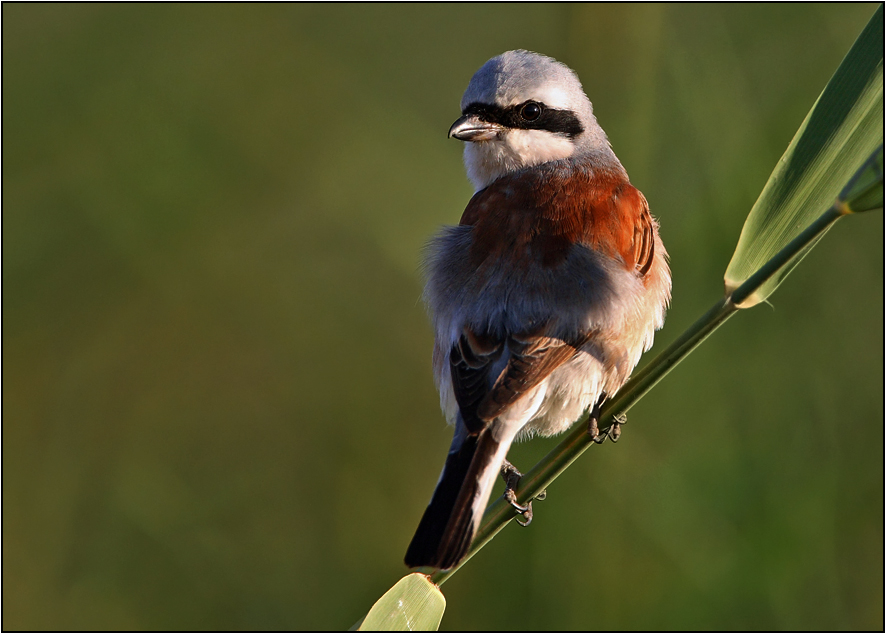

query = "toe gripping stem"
[586,395,627,444]
[500,459,546,527]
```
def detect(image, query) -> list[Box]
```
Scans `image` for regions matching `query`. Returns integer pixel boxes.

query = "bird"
[404,50,671,571]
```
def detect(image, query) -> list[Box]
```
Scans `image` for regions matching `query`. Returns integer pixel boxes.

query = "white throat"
[463,130,575,190]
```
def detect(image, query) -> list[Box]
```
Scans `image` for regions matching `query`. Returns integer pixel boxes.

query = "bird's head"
[449,50,614,190]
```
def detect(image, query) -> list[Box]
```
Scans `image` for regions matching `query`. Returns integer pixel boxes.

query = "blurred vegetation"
[2,4,882,631]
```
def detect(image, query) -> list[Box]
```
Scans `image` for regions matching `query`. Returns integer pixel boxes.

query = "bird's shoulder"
[459,159,655,274]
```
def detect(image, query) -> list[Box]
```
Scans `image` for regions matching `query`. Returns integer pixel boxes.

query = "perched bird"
[405,50,671,571]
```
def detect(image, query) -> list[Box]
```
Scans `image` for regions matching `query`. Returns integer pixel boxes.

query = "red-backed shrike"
[405,50,671,570]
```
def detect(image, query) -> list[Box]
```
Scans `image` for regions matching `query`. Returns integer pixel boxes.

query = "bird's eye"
[520,102,542,121]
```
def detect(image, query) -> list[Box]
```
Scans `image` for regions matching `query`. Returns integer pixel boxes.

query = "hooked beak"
[448,114,501,142]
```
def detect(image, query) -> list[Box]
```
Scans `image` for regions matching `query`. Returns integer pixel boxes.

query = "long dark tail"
[405,425,511,570]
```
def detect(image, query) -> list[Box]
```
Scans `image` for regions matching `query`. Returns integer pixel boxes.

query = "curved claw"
[504,487,530,514]
[515,503,533,527]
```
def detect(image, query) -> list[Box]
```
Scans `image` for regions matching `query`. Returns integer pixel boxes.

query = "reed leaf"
[352,573,445,632]
[723,5,883,307]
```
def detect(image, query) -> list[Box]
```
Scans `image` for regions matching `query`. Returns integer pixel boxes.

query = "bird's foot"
[587,395,626,443]
[586,399,605,442]
[500,459,545,527]
[605,412,627,442]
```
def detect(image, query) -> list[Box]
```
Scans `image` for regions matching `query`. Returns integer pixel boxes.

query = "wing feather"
[478,326,590,422]
[449,329,504,434]
[631,192,656,277]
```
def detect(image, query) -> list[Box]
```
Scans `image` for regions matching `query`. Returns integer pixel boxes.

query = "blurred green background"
[3,4,882,631]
